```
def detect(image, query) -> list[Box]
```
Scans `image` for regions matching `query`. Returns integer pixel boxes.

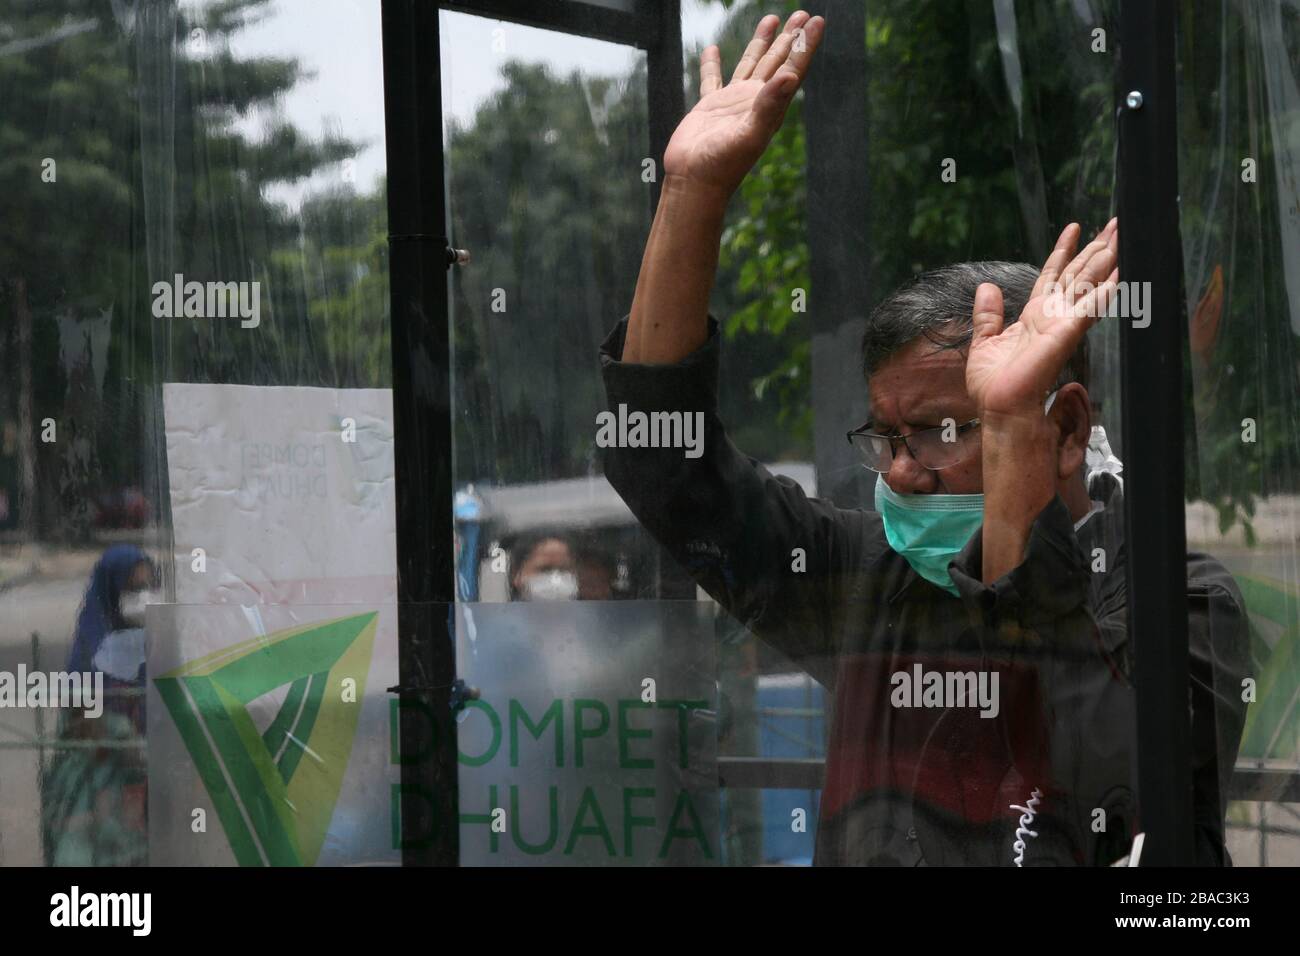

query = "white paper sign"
[149,384,400,866]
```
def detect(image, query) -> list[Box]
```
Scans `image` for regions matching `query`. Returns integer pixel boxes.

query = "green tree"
[444,60,652,485]
[0,0,371,541]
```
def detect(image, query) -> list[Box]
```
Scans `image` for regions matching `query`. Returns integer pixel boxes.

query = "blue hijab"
[67,544,153,674]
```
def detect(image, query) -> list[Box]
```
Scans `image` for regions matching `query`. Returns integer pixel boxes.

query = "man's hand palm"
[661,12,823,195]
[966,221,1119,419]
[967,297,1076,417]
[664,81,772,190]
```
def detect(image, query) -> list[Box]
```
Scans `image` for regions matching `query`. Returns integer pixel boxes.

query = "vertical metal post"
[804,0,871,509]
[1118,0,1194,865]
[645,0,684,214]
[382,0,459,866]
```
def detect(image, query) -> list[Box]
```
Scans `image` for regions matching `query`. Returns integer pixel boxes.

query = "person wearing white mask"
[509,534,579,602]
[45,544,159,865]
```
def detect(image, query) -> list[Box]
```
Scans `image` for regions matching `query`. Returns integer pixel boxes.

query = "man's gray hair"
[861,261,1090,391]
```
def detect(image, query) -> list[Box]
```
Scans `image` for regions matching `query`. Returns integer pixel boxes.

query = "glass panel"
[0,0,391,866]
[1177,0,1300,866]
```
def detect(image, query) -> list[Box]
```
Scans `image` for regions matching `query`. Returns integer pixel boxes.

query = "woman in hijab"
[68,544,155,675]
[42,544,158,866]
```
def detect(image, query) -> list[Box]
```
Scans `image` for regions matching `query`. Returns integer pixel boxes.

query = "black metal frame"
[1118,0,1195,866]
[381,0,683,866]
[442,0,684,209]
[382,0,459,868]
[442,0,656,47]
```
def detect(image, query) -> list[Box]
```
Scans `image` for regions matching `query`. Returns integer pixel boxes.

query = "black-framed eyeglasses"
[845,418,982,473]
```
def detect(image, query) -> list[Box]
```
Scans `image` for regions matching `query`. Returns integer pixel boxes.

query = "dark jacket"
[600,315,1250,866]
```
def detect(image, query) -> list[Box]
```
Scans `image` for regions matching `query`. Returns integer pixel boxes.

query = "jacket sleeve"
[947,495,1250,865]
[599,315,881,675]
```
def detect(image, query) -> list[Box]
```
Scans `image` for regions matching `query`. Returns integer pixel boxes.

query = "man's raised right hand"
[664,11,825,199]
[622,11,824,364]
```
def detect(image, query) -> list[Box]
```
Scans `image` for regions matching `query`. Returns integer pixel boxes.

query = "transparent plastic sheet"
[440,10,652,495]
[439,6,828,864]
[110,598,723,867]
[454,600,719,865]
[656,0,1237,869]
[1177,0,1300,865]
[441,0,1143,867]
[0,0,1278,874]
[0,0,390,865]
[146,603,400,866]
[0,3,151,865]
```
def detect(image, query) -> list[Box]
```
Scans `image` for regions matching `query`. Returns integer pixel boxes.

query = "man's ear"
[1049,383,1092,480]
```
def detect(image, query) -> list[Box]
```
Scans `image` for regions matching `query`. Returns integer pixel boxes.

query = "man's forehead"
[868,338,971,421]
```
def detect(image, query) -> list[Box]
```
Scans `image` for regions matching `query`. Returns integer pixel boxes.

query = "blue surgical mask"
[874,474,984,596]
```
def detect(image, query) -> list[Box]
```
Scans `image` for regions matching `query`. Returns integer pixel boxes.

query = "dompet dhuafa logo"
[154,612,378,866]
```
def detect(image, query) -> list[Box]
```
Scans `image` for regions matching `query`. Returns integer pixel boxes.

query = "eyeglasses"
[845,417,982,473]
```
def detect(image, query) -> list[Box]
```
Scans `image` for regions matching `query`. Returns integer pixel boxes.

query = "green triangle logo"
[154,611,379,866]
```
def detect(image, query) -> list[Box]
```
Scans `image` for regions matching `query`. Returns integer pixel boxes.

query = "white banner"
[149,384,400,866]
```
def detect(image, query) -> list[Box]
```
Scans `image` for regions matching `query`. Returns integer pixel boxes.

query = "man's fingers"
[1064,242,1117,303]
[1059,232,1113,300]
[731,14,781,82]
[750,16,823,131]
[751,70,801,129]
[699,45,723,96]
[971,282,1006,344]
[774,14,825,86]
[752,10,812,82]
[1071,271,1119,327]
[1032,223,1080,299]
